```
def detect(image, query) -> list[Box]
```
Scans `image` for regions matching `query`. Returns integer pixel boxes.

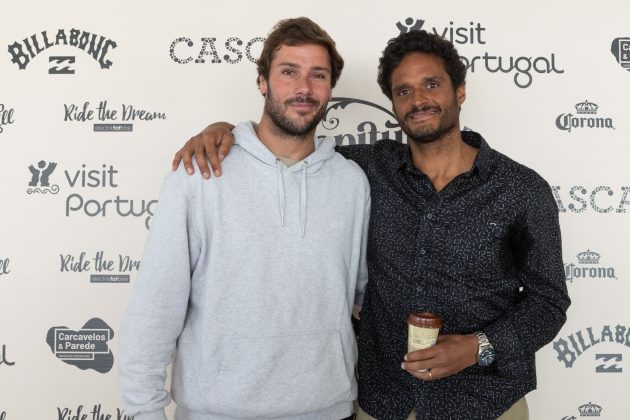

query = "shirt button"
[427,213,433,219]
[420,248,426,255]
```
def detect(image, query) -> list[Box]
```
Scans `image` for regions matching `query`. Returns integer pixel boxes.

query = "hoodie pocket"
[207,331,354,417]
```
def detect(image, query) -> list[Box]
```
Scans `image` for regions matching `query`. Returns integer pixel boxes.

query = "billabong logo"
[564,250,617,282]
[46,318,114,373]
[64,100,166,132]
[611,37,630,71]
[8,29,116,74]
[552,185,630,214]
[170,35,265,64]
[555,100,614,132]
[595,353,622,373]
[0,104,16,133]
[396,17,563,88]
[27,160,59,194]
[48,56,75,74]
[553,324,629,372]
[0,344,15,366]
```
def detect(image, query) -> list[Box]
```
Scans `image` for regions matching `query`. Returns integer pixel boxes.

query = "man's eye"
[397,89,409,96]
[427,82,439,89]
[282,69,296,76]
[312,73,327,79]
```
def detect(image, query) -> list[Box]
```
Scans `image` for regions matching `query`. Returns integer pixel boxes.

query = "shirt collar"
[397,130,495,181]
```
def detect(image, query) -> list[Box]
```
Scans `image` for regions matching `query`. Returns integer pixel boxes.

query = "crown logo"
[576,250,600,264]
[578,402,602,416]
[575,100,598,114]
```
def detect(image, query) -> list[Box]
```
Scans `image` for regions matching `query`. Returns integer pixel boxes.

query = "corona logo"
[555,99,615,132]
[577,402,602,417]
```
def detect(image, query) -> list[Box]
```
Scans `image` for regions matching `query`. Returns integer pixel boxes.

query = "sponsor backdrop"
[1,0,628,418]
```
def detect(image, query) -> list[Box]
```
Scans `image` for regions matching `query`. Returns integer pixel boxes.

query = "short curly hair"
[377,30,467,100]
[257,17,344,88]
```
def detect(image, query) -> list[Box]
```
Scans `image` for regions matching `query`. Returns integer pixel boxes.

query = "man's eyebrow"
[310,66,331,73]
[392,82,411,92]
[392,75,445,90]
[276,62,299,68]
[276,62,331,73]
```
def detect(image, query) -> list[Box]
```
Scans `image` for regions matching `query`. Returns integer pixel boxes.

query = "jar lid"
[407,311,442,328]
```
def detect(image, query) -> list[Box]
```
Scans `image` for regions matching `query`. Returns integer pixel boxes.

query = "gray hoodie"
[120,121,371,420]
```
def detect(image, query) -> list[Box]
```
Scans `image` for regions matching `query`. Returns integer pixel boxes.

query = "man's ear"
[258,75,268,97]
[456,84,466,107]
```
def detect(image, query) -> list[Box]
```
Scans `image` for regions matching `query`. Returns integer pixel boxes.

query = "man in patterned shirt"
[171,29,570,420]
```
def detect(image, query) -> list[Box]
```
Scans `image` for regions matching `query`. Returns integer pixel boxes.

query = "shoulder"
[494,150,549,186]
[373,138,407,153]
[371,139,408,167]
[163,157,240,197]
[327,152,371,193]
[490,149,555,205]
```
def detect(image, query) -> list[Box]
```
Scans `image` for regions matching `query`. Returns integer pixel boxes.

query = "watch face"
[479,348,495,367]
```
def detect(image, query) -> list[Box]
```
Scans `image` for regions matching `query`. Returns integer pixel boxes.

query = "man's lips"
[289,102,316,111]
[405,107,440,122]
[287,97,318,107]
[287,98,319,114]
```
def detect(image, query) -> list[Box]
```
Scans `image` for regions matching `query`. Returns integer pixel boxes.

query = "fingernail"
[202,172,210,179]
[214,170,221,177]
[186,168,193,175]
[401,363,405,370]
[218,154,225,161]
[403,355,407,361]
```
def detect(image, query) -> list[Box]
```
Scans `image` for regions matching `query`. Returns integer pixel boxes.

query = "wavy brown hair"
[256,17,344,88]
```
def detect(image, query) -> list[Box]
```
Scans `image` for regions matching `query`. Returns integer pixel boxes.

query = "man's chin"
[403,125,442,144]
[404,122,459,145]
[274,118,320,138]
[408,134,441,145]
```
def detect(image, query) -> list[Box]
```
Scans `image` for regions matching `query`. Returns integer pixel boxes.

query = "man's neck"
[409,127,478,192]
[256,116,315,161]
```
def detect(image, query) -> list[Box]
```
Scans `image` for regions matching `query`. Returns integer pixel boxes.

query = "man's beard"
[264,88,326,139]
[399,103,459,145]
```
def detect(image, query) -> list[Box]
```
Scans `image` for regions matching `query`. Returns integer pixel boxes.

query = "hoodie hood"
[231,121,338,237]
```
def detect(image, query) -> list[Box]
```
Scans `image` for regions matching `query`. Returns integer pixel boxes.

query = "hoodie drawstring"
[300,161,308,238]
[275,159,286,227]
[275,159,308,238]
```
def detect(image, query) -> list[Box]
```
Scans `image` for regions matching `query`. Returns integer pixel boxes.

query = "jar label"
[407,324,439,352]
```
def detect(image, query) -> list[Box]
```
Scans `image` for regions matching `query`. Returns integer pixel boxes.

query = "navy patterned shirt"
[337,131,570,420]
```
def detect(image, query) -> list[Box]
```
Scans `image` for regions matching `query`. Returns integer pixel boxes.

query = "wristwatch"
[474,331,495,367]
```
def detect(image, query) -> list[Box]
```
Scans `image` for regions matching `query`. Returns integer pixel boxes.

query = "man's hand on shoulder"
[171,122,236,179]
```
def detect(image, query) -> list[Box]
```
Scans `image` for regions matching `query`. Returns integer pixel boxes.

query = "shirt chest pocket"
[432,218,513,279]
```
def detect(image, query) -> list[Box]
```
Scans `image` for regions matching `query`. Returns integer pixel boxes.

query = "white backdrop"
[1,1,629,419]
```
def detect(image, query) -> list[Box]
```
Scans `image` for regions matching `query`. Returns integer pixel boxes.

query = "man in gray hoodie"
[119,18,370,420]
